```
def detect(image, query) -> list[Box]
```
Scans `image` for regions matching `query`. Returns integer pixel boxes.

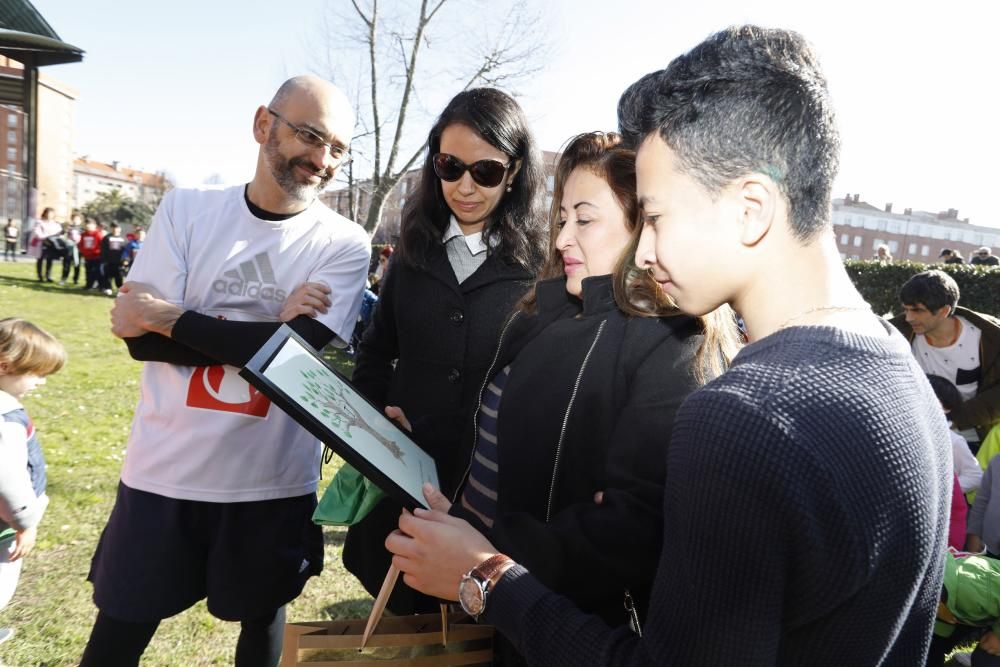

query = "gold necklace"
[777,304,871,331]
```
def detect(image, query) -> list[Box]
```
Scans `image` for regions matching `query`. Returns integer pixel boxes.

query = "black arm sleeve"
[124,333,219,366]
[171,311,336,367]
[123,312,336,367]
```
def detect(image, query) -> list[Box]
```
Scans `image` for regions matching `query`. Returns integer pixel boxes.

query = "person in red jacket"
[77,219,104,290]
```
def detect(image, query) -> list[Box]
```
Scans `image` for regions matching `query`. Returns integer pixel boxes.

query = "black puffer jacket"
[450,275,705,635]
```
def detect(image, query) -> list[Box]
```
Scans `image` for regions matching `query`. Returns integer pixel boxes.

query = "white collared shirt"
[442,216,488,255]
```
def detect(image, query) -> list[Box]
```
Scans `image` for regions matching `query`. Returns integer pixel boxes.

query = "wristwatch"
[458,553,515,618]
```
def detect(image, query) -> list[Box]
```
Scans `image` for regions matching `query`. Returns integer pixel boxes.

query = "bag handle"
[360,565,451,649]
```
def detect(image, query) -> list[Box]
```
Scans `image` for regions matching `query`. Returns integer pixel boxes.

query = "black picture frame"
[240,325,440,510]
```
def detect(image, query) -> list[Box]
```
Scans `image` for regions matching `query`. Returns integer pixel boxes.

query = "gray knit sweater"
[484,323,952,666]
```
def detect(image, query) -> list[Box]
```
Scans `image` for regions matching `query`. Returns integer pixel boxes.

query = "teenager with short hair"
[386,25,952,665]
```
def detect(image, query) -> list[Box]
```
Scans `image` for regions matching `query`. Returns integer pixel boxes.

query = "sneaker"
[103,288,113,296]
[0,627,12,644]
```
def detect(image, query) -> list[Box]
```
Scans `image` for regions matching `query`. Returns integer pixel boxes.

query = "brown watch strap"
[473,553,515,590]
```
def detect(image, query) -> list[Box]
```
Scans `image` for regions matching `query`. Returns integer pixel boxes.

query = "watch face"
[459,575,486,616]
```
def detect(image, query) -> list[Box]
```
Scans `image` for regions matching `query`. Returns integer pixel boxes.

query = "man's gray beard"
[264,133,330,203]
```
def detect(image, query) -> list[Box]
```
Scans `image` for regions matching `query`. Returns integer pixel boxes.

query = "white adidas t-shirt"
[913,315,982,442]
[121,185,371,502]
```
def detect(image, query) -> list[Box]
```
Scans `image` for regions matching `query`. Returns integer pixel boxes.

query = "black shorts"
[88,482,323,622]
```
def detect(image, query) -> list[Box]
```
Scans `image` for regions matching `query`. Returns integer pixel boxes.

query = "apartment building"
[834,194,1000,262]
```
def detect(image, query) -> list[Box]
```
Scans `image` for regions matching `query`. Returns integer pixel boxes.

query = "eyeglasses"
[267,109,351,166]
[432,153,510,188]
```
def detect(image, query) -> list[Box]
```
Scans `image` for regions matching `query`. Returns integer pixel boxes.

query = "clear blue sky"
[33,0,999,228]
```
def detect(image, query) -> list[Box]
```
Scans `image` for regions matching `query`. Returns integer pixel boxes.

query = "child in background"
[120,228,145,275]
[3,219,17,262]
[78,219,104,290]
[927,374,983,550]
[928,550,1000,666]
[927,374,983,492]
[99,223,126,296]
[0,318,66,644]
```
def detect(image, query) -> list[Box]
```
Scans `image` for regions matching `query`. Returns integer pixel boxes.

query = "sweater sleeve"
[351,258,400,406]
[968,459,995,537]
[953,432,984,493]
[485,389,867,665]
[481,332,699,605]
[0,421,45,532]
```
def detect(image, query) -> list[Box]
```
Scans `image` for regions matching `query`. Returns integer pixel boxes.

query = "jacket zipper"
[545,318,606,522]
[452,310,521,504]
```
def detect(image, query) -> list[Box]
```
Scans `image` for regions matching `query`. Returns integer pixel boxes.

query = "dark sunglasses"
[432,153,510,188]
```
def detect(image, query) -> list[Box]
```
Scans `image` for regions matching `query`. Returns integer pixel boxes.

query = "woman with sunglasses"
[343,88,548,612]
[383,132,740,664]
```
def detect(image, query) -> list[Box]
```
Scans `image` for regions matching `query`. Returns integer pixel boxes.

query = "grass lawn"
[0,260,371,666]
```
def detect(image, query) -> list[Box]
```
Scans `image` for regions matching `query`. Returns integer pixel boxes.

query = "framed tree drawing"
[240,325,440,509]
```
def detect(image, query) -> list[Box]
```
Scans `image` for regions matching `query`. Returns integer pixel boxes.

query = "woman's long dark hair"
[394,88,547,272]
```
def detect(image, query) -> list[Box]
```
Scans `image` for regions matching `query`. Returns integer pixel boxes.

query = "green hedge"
[845,260,1000,318]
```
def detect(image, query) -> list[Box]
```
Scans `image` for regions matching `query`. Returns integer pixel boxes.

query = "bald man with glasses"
[80,76,370,667]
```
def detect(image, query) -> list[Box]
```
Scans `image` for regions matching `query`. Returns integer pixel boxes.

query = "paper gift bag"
[281,612,493,666]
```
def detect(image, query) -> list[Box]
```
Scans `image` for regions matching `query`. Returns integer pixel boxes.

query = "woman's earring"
[505,182,513,193]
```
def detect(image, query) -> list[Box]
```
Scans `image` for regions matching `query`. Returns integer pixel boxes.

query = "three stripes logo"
[211,252,288,302]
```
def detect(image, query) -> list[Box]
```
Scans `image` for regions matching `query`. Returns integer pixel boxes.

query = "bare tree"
[318,0,549,238]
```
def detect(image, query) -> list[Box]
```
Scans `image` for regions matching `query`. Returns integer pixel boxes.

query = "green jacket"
[937,552,1000,637]
[891,306,1000,441]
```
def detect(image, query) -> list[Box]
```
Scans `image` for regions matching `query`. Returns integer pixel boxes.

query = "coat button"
[449,309,464,324]
[448,368,461,383]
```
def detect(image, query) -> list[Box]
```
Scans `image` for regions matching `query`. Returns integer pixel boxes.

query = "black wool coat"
[344,241,534,608]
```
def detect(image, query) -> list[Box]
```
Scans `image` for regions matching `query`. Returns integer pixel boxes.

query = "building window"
[921,245,930,257]
[876,219,887,232]
[887,221,901,234]
[888,240,899,254]
[5,147,14,162]
[840,234,849,245]
[5,131,13,144]
[908,243,917,255]
[843,216,852,226]
[863,218,877,231]
[873,239,886,251]
[853,235,862,247]
[7,113,16,128]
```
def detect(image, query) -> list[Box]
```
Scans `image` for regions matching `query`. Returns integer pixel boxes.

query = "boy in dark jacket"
[100,223,126,296]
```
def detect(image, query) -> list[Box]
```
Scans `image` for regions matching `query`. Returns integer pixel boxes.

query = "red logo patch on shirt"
[186,365,270,417]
